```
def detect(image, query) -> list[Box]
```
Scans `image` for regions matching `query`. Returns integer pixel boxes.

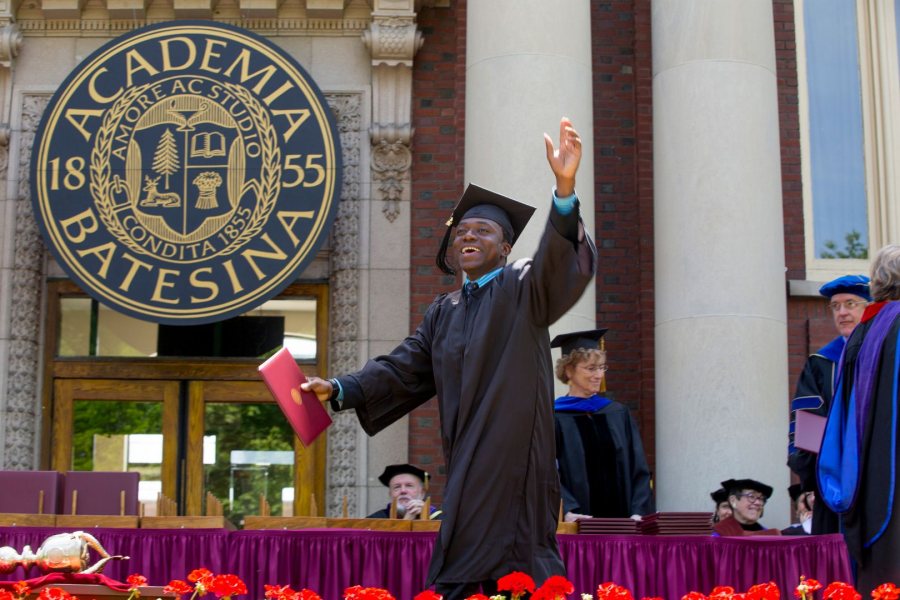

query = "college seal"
[31,21,341,324]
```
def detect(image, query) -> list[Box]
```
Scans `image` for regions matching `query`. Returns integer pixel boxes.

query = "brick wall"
[591,0,657,472]
[407,0,466,503]
[774,0,836,391]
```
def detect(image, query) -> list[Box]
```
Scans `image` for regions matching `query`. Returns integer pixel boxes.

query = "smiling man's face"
[451,217,511,280]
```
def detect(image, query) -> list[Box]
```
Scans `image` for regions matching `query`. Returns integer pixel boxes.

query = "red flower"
[795,578,823,600]
[295,591,322,600]
[823,583,860,600]
[747,583,781,600]
[208,574,247,599]
[464,595,490,600]
[597,583,634,600]
[265,586,297,600]
[343,586,395,600]
[534,576,574,600]
[38,588,77,600]
[127,575,149,591]
[164,581,194,597]
[13,582,30,599]
[413,592,442,600]
[872,585,900,600]
[682,593,707,600]
[0,591,17,600]
[189,569,216,591]
[711,588,736,600]
[498,572,537,599]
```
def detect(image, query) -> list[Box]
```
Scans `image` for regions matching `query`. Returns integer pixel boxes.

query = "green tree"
[152,128,179,188]
[203,402,294,526]
[72,400,162,471]
[820,229,868,259]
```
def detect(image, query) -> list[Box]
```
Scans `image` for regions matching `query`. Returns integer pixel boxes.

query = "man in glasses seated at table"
[787,274,870,534]
[367,463,442,520]
[713,478,779,536]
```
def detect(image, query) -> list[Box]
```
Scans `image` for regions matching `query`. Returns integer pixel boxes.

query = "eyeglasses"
[578,364,608,373]
[737,493,767,505]
[829,299,868,312]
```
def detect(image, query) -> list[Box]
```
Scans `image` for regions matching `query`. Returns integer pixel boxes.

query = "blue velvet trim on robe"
[816,336,846,364]
[554,394,612,413]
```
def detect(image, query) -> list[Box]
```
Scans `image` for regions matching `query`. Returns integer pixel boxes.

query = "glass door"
[51,378,180,515]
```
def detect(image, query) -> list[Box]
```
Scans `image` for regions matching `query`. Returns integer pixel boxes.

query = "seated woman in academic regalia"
[710,487,733,525]
[712,478,780,536]
[552,329,655,522]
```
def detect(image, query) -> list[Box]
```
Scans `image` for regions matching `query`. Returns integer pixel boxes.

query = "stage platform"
[0,527,852,600]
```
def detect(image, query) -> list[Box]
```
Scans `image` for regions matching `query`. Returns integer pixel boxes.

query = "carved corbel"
[362,5,422,221]
[0,23,21,146]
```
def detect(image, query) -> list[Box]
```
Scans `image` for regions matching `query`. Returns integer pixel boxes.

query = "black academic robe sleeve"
[787,354,833,491]
[335,301,441,436]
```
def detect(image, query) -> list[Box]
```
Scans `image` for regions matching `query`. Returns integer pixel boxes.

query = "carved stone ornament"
[3,94,49,471]
[0,24,22,67]
[372,140,412,222]
[363,13,422,222]
[324,92,364,517]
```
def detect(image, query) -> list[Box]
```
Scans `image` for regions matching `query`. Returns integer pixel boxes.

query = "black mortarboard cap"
[710,488,729,504]
[377,463,428,488]
[788,483,802,502]
[436,184,536,275]
[550,328,609,356]
[720,478,774,500]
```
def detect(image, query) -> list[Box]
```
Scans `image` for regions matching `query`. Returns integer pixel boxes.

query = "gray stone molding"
[3,93,49,470]
[362,3,421,222]
[324,91,363,517]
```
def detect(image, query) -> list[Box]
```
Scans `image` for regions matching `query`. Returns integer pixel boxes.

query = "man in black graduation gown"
[819,245,900,591]
[303,117,597,599]
[787,274,870,534]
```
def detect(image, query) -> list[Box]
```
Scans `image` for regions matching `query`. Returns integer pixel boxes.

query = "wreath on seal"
[90,81,282,259]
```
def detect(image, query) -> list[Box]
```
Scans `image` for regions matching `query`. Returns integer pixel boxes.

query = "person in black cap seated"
[787,274,869,535]
[710,488,732,524]
[302,117,596,600]
[551,328,654,522]
[713,478,779,536]
[781,483,812,535]
[367,463,442,520]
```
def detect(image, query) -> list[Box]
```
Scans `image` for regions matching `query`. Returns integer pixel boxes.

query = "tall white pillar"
[653,1,790,525]
[465,0,596,345]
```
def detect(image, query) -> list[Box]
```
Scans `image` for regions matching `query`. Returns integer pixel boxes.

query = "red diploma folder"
[795,410,826,453]
[259,347,332,446]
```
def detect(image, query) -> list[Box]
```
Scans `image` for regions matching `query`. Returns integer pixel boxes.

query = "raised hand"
[543,116,582,197]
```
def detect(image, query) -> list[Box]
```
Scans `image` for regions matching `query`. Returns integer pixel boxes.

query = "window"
[797,0,900,279]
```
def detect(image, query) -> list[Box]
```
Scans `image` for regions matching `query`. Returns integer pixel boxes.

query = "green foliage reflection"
[204,402,294,527]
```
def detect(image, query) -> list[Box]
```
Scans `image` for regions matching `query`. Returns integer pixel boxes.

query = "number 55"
[283,154,326,188]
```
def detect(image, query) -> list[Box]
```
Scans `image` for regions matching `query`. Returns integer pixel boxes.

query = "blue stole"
[816,335,846,364]
[554,394,611,413]
[819,301,900,547]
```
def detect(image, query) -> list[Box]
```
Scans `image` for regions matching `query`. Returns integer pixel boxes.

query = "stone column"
[0,21,24,468]
[652,0,789,524]
[465,0,596,361]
